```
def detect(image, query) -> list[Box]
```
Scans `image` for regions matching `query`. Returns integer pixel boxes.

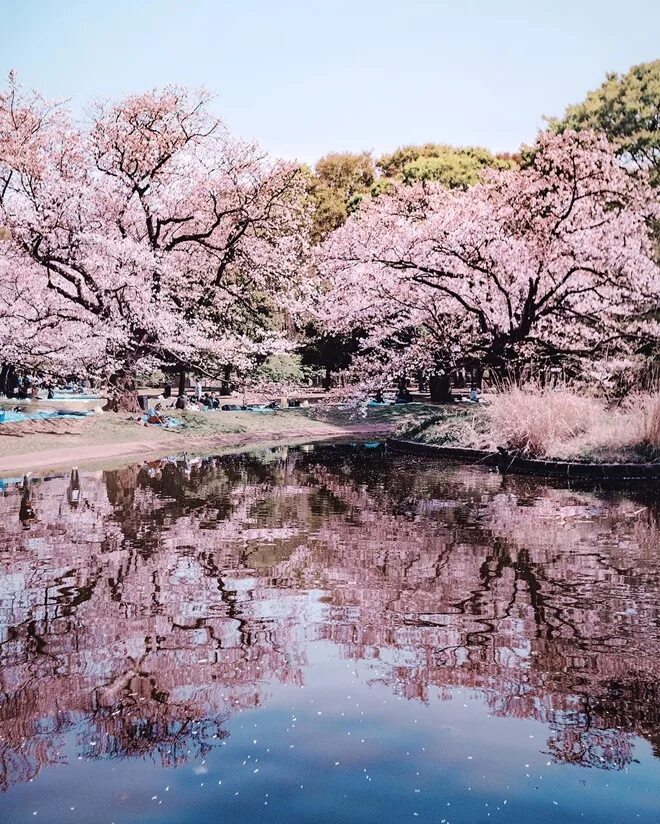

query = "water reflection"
[0,445,659,799]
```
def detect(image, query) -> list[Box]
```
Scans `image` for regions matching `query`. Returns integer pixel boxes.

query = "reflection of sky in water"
[0,445,659,823]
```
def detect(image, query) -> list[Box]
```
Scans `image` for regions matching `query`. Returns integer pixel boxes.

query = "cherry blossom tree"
[0,74,309,409]
[316,130,660,396]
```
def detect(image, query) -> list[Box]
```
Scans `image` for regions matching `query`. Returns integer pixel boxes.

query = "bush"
[255,354,305,384]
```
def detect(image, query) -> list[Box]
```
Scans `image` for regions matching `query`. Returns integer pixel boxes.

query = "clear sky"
[2,0,658,164]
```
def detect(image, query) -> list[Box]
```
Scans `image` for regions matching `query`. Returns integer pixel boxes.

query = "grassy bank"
[0,401,431,474]
[397,388,660,464]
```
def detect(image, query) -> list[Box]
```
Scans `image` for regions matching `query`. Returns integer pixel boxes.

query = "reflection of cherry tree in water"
[111,445,659,781]
[0,447,659,790]
[0,454,310,790]
[86,650,230,767]
[287,450,660,770]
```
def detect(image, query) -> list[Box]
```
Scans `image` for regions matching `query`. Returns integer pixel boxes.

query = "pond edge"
[386,438,660,481]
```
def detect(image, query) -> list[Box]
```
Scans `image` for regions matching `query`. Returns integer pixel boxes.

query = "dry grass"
[635,393,660,448]
[486,386,599,457]
[411,386,660,463]
[486,386,660,461]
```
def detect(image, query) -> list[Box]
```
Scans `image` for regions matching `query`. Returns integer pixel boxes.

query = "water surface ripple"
[0,445,659,823]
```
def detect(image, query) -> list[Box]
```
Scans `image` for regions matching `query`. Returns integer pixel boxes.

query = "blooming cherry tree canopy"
[0,74,309,407]
[316,130,660,384]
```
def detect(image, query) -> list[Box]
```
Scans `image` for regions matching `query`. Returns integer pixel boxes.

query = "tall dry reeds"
[632,392,660,449]
[486,384,601,457]
[484,384,660,460]
[415,384,660,461]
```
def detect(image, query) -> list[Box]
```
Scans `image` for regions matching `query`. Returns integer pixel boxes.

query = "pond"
[0,444,659,823]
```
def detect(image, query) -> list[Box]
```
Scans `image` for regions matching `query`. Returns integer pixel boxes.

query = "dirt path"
[0,423,392,475]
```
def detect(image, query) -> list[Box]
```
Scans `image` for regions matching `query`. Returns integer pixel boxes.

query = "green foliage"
[371,177,396,197]
[298,324,365,388]
[377,143,518,187]
[308,152,376,240]
[307,146,519,238]
[401,154,483,188]
[551,59,660,184]
[255,353,305,384]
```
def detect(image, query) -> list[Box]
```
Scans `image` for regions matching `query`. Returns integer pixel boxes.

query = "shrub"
[255,354,305,384]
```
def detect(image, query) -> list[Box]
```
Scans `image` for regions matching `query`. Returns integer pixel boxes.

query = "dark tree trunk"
[219,365,232,396]
[472,363,484,390]
[429,372,453,403]
[0,363,9,396]
[104,367,140,413]
[178,369,187,398]
[323,366,332,391]
[4,365,17,398]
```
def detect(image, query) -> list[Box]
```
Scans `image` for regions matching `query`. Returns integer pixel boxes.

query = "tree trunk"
[429,372,453,403]
[178,369,187,398]
[323,366,332,391]
[104,368,141,413]
[4,364,17,398]
[219,365,232,396]
[0,363,9,396]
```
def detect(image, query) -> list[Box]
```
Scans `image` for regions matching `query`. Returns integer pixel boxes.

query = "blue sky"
[3,0,658,164]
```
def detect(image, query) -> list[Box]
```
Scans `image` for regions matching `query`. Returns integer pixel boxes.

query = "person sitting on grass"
[16,378,29,400]
[175,394,186,410]
[395,385,412,404]
[146,407,166,425]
